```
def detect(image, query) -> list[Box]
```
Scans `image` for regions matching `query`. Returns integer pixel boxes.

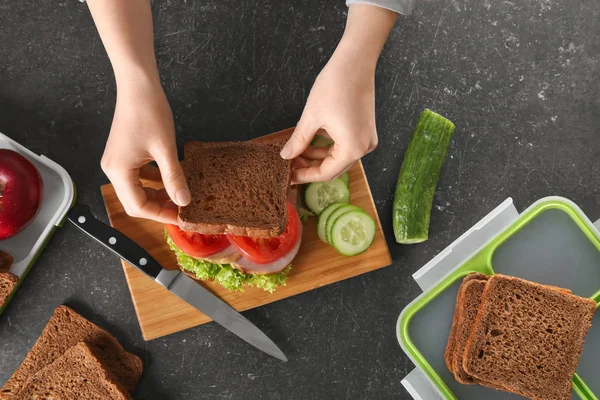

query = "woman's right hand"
[101,79,191,224]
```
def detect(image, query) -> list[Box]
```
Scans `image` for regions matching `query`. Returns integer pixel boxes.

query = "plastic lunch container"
[0,132,75,315]
[397,197,600,400]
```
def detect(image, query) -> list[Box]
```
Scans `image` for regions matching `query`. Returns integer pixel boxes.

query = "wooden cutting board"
[101,128,391,340]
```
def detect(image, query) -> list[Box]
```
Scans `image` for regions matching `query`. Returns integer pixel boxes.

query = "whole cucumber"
[393,109,455,244]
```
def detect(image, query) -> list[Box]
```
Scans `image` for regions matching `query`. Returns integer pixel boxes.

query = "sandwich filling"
[166,201,302,293]
[166,233,292,293]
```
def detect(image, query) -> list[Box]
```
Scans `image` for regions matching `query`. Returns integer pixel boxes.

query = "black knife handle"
[67,204,163,279]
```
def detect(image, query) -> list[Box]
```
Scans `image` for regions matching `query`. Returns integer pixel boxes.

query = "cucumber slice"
[325,204,359,245]
[304,178,350,215]
[330,210,376,256]
[311,135,334,147]
[317,202,346,243]
[340,172,350,187]
[393,109,455,244]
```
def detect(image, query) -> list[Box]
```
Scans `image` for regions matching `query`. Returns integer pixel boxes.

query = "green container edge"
[0,180,78,316]
[397,197,600,400]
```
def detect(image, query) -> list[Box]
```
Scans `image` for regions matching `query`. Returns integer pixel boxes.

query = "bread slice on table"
[0,272,19,308]
[462,274,596,400]
[0,305,142,399]
[0,250,14,273]
[178,141,292,238]
[444,273,489,374]
[14,342,132,400]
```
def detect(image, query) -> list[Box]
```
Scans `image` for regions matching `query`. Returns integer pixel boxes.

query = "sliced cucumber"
[330,210,376,256]
[325,204,359,245]
[317,202,346,243]
[311,135,334,147]
[340,172,350,187]
[304,178,350,215]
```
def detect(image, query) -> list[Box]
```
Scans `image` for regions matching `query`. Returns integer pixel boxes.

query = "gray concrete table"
[0,0,598,399]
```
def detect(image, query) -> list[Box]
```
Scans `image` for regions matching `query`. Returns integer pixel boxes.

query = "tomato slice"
[165,224,231,258]
[227,202,301,264]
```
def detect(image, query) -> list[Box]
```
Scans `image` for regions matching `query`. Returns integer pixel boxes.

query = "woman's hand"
[87,0,189,223]
[281,4,398,184]
[101,80,190,223]
[283,47,378,184]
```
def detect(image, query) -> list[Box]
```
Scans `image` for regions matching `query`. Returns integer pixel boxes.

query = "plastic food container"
[0,132,75,315]
[397,197,600,400]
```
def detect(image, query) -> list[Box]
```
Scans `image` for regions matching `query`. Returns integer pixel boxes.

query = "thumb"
[280,115,318,160]
[154,148,191,207]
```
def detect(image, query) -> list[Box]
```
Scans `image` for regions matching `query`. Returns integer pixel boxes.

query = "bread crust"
[452,279,492,385]
[176,219,285,238]
[444,273,489,375]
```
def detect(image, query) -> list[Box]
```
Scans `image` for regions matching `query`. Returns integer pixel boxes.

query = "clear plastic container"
[398,197,600,400]
[0,132,75,314]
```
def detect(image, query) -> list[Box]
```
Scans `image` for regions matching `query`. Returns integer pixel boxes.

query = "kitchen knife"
[67,204,287,362]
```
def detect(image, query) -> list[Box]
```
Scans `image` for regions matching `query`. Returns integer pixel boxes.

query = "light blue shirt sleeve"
[346,0,417,15]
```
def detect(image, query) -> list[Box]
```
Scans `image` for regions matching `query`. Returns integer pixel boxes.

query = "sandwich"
[165,138,303,293]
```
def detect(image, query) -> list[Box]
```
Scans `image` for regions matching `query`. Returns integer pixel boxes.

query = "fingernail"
[280,146,292,159]
[176,189,191,206]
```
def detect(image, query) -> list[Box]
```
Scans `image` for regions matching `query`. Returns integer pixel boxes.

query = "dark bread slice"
[249,132,298,206]
[178,141,292,238]
[462,274,596,400]
[451,276,573,388]
[14,342,132,400]
[452,279,495,385]
[0,305,142,398]
[0,250,13,273]
[0,272,19,308]
[444,273,489,374]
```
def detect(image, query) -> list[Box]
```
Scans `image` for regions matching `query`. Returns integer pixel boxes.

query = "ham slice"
[198,245,241,264]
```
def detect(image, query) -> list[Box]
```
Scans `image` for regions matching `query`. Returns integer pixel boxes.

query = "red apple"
[0,149,44,240]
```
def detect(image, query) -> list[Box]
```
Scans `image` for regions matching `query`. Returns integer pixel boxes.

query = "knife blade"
[67,204,287,362]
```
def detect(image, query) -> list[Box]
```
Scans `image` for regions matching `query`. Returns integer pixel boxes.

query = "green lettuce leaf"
[165,232,291,293]
[297,205,314,222]
[295,186,314,221]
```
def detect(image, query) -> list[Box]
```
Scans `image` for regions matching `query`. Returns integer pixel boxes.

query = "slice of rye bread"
[0,250,14,273]
[14,342,132,400]
[0,272,19,307]
[249,132,298,206]
[445,274,572,375]
[444,273,490,373]
[0,305,142,399]
[451,277,573,388]
[178,141,292,238]
[452,278,498,386]
[462,274,596,400]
